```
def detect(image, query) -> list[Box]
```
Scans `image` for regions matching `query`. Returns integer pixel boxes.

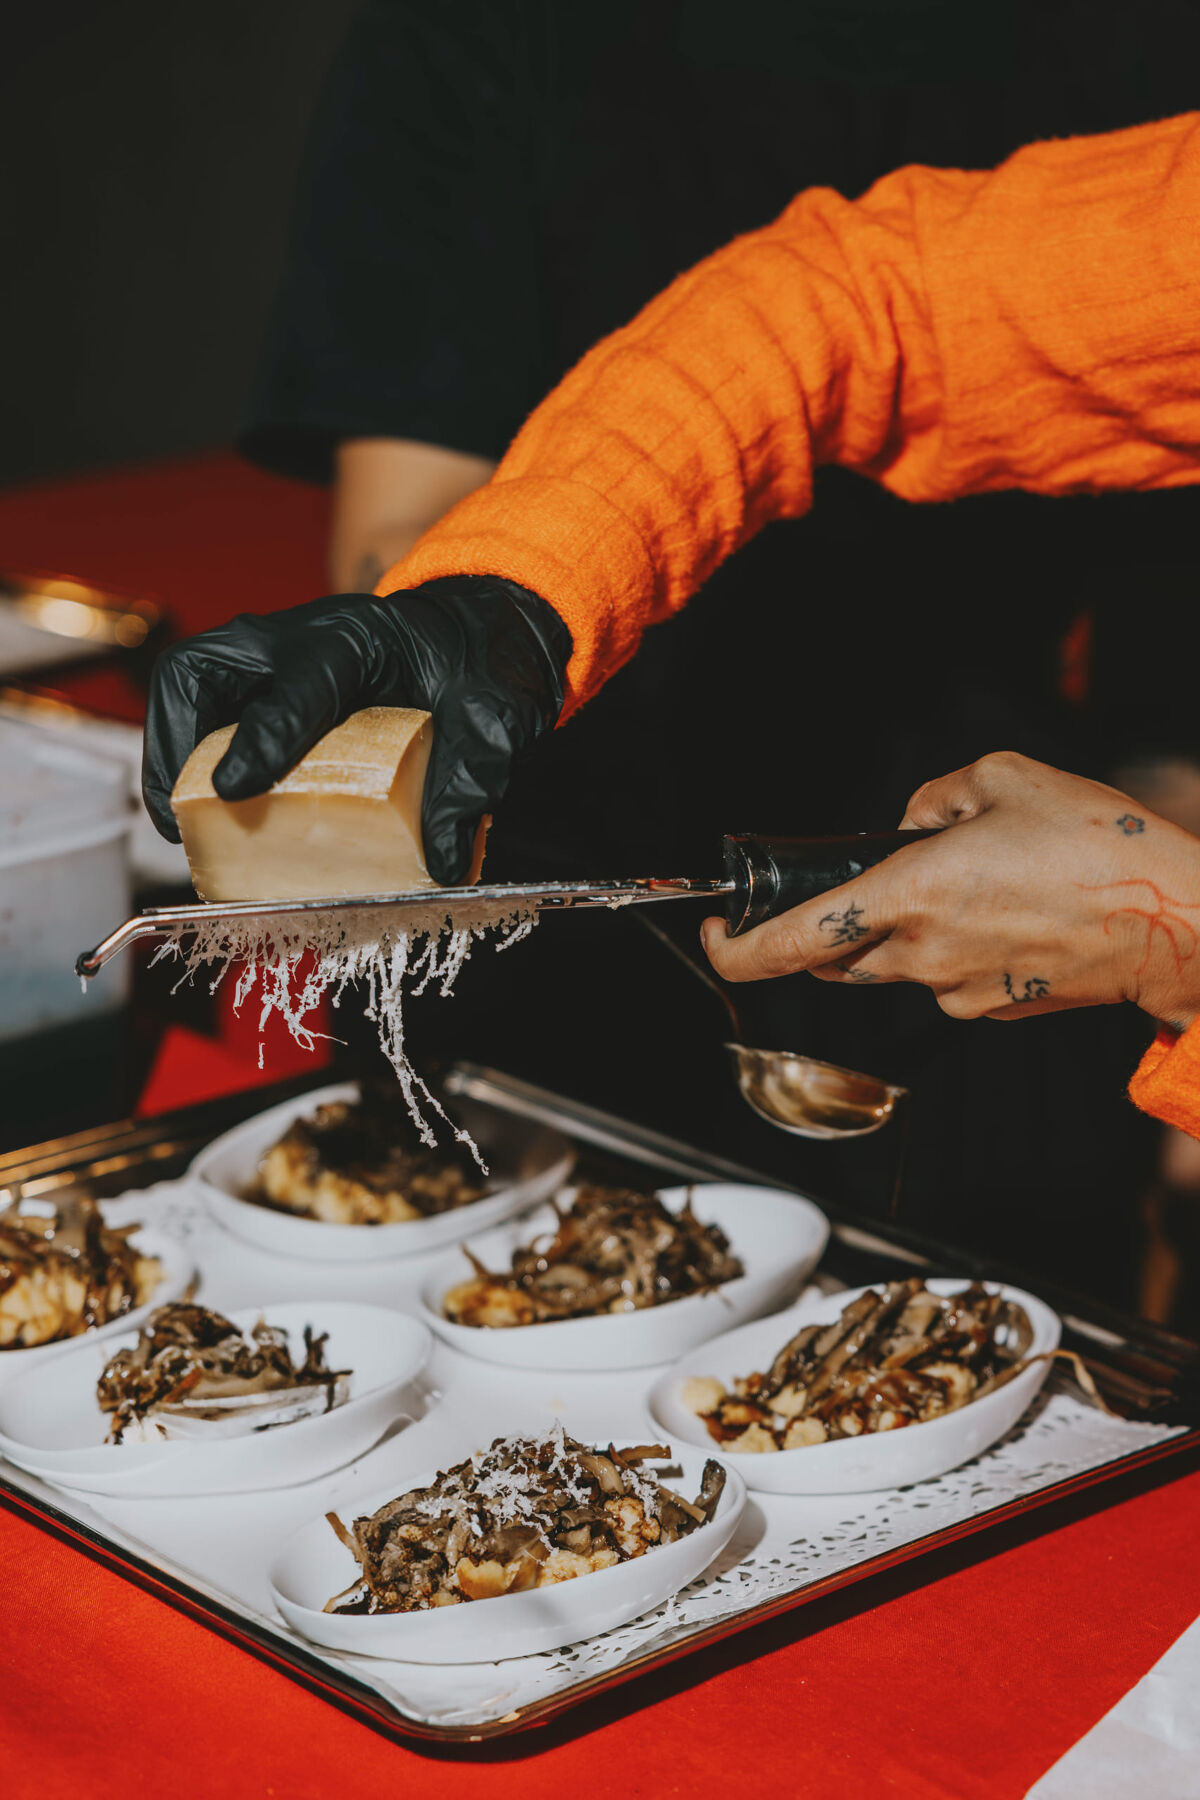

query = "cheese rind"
[171,707,438,902]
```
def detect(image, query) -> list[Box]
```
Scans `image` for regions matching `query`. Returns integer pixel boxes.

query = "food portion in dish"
[97,1301,351,1443]
[0,1194,163,1352]
[442,1185,743,1327]
[253,1091,487,1226]
[325,1427,726,1614]
[688,1279,1034,1453]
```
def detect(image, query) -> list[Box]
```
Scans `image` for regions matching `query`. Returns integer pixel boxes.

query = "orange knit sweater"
[380,111,1200,1136]
[382,112,1200,713]
[1129,1023,1200,1137]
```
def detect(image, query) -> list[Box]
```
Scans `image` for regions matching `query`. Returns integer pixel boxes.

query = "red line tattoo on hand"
[1079,879,1200,976]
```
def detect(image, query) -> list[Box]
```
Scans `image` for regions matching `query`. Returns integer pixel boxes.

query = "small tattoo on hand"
[837,960,878,983]
[352,553,386,593]
[1116,814,1145,835]
[1083,878,1200,977]
[1003,973,1051,1003]
[820,902,869,946]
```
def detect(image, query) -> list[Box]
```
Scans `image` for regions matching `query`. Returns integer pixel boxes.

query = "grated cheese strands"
[412,1424,663,1549]
[148,900,537,1167]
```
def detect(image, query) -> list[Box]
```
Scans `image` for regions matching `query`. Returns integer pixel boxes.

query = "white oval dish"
[418,1183,829,1371]
[0,1188,193,1381]
[270,1441,744,1663]
[0,1301,431,1496]
[647,1278,1060,1494]
[189,1082,575,1262]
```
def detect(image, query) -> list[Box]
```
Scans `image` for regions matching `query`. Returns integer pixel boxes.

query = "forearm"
[381,113,1200,716]
[330,522,423,596]
[331,438,496,591]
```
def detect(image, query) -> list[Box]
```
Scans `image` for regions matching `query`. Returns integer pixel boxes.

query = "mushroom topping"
[254,1090,487,1225]
[324,1427,726,1614]
[0,1193,162,1352]
[442,1186,743,1327]
[96,1302,350,1442]
[691,1280,1035,1451]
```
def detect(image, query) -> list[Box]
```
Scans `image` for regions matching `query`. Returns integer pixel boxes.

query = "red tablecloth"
[3,1460,1198,1799]
[1,455,1198,1797]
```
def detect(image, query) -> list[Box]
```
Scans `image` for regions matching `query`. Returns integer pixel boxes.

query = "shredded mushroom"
[691,1280,1037,1452]
[254,1092,487,1225]
[443,1185,743,1327]
[324,1428,726,1614]
[0,1194,162,1351]
[96,1301,350,1442]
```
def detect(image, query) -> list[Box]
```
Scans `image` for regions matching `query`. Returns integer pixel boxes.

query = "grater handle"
[721,831,939,936]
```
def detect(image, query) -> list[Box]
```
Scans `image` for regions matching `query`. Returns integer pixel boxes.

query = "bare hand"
[701,751,1200,1028]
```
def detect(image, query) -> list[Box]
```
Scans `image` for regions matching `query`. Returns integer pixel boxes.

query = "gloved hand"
[141,576,572,884]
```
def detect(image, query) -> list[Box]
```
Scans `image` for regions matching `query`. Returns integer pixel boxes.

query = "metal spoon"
[634,914,906,1140]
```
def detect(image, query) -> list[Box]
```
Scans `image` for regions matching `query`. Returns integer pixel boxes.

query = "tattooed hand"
[701,751,1200,1029]
[820,902,870,945]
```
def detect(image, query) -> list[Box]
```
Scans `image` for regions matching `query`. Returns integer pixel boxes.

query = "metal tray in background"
[0,570,163,679]
[0,1064,1197,1746]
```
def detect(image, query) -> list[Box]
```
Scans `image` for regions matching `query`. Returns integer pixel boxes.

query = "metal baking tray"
[1,1065,1197,1744]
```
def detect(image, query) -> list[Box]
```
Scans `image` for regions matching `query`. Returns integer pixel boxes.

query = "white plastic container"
[0,719,131,1040]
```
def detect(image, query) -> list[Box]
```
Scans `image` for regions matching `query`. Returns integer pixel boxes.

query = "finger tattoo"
[1002,973,1051,1003]
[837,960,878,984]
[820,902,869,945]
[1116,814,1145,835]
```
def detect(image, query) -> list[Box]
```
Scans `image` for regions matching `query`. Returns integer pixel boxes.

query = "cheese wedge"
[171,706,445,902]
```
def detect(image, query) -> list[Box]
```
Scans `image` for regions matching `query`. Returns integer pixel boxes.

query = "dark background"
[2,1,362,487]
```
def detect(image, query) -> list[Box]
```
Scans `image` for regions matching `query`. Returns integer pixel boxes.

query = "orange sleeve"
[1129,1021,1200,1138]
[379,113,1200,717]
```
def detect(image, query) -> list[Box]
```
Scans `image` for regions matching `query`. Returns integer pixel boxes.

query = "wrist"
[377,575,572,733]
[1102,819,1200,1030]
[1133,951,1200,1035]
[492,579,573,729]
[1143,1003,1200,1037]
[489,578,574,674]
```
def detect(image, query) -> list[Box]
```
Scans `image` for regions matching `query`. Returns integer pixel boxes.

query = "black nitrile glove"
[141,576,572,884]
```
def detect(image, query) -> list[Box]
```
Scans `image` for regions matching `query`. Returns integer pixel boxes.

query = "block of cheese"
[171,706,447,903]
